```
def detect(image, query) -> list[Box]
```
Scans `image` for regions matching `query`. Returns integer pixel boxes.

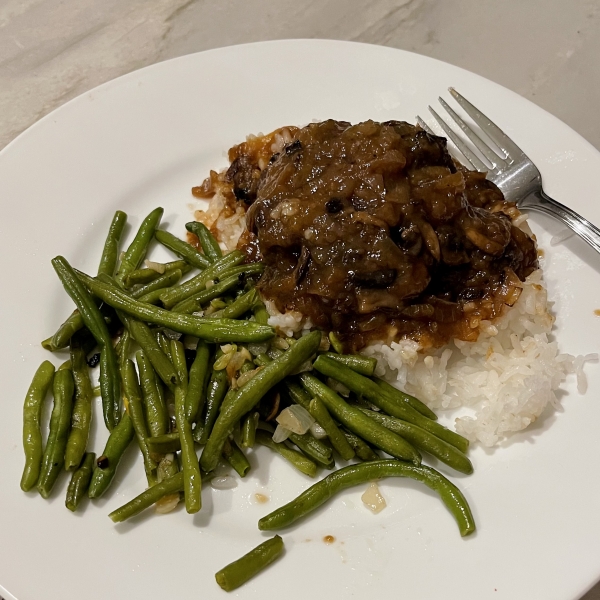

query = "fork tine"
[438,97,505,168]
[428,106,487,172]
[415,116,435,135]
[448,88,525,159]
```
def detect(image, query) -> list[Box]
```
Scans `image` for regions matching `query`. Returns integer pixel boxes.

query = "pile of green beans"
[21,207,476,593]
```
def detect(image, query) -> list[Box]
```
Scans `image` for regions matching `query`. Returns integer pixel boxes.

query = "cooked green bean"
[65,452,96,512]
[20,360,55,492]
[38,368,75,498]
[255,430,317,477]
[122,359,157,485]
[374,378,438,421]
[98,210,128,278]
[131,268,188,299]
[186,340,211,424]
[222,439,251,477]
[158,250,245,309]
[259,460,475,536]
[359,409,473,474]
[201,331,321,472]
[172,339,201,513]
[282,379,311,411]
[88,412,135,499]
[154,229,211,270]
[217,262,265,283]
[312,355,468,453]
[119,311,178,390]
[42,311,84,351]
[137,288,168,305]
[147,432,181,454]
[342,429,379,461]
[215,535,284,592]
[114,207,164,286]
[109,472,185,523]
[52,256,120,430]
[288,431,334,468]
[321,352,377,377]
[125,260,189,287]
[196,349,230,444]
[75,270,274,343]
[172,273,245,314]
[64,335,94,470]
[328,332,344,354]
[211,288,258,320]
[299,373,421,465]
[241,411,259,448]
[252,299,270,325]
[308,397,355,461]
[136,350,169,437]
[186,221,222,262]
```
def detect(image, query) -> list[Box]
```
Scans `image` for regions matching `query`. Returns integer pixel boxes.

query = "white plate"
[1,40,600,600]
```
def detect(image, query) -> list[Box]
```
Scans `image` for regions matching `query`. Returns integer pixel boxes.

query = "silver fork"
[417,88,600,254]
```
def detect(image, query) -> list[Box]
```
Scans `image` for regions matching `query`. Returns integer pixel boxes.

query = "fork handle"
[520,190,600,255]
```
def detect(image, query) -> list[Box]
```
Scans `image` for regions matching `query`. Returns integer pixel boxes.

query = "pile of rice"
[193,143,596,448]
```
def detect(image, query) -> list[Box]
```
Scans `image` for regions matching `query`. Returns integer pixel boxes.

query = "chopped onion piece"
[210,475,238,490]
[182,335,199,350]
[272,424,291,443]
[276,404,315,434]
[361,481,386,514]
[162,328,181,340]
[144,260,166,274]
[155,493,180,514]
[309,422,328,439]
[272,337,290,350]
[236,368,260,389]
[248,342,269,356]
[327,377,351,397]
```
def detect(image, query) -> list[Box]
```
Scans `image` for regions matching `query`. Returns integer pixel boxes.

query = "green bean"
[186,221,222,262]
[186,340,211,424]
[287,431,334,468]
[172,339,201,513]
[131,268,188,300]
[137,288,168,305]
[119,311,178,390]
[109,472,185,523]
[201,331,321,472]
[158,250,245,309]
[241,411,259,448]
[252,300,270,325]
[147,432,181,454]
[321,352,377,377]
[308,397,355,461]
[64,335,94,470]
[282,379,312,411]
[328,331,345,354]
[217,262,265,283]
[65,452,96,512]
[342,429,380,461]
[196,349,230,444]
[122,359,157,485]
[52,256,120,430]
[222,439,251,477]
[255,430,317,477]
[157,452,179,482]
[259,460,475,536]
[75,270,275,343]
[172,274,245,314]
[38,368,75,499]
[136,350,168,437]
[125,260,189,287]
[98,210,128,278]
[154,229,211,270]
[215,535,284,592]
[155,330,174,361]
[114,207,164,286]
[312,355,468,453]
[88,412,135,499]
[359,408,473,474]
[299,373,421,465]
[20,360,55,491]
[42,311,84,351]
[374,378,438,421]
[211,288,258,320]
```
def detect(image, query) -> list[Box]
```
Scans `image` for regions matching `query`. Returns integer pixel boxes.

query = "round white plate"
[1,40,600,600]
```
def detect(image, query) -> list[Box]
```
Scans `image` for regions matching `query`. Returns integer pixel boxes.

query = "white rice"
[361,269,597,447]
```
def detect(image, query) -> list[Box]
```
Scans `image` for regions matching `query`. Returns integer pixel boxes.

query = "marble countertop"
[1,1,599,599]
